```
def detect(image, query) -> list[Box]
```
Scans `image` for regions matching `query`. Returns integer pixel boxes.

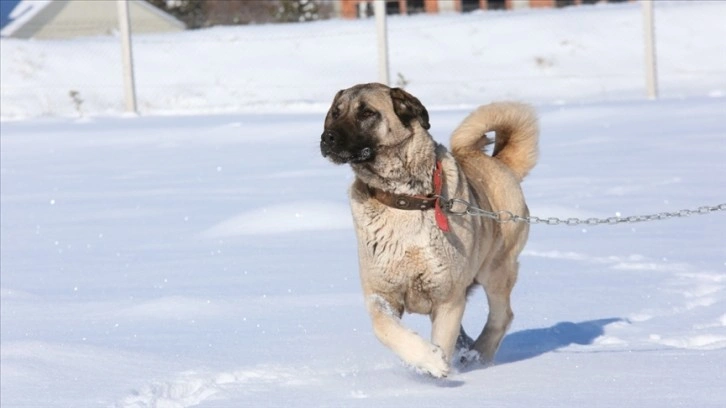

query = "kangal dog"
[320,83,538,377]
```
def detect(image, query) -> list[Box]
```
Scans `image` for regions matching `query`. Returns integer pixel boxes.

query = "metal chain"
[440,198,726,226]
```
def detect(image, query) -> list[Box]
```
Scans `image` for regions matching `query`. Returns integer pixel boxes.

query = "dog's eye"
[359,109,376,120]
[331,108,340,119]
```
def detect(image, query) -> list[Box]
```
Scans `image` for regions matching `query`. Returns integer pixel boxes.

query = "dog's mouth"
[321,143,374,164]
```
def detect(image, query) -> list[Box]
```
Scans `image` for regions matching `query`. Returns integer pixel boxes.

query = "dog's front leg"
[430,299,466,362]
[366,294,449,378]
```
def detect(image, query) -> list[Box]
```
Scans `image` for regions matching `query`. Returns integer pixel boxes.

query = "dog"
[320,83,538,377]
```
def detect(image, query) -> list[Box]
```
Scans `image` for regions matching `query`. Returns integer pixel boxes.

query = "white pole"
[642,0,658,99]
[373,0,390,86]
[118,0,138,113]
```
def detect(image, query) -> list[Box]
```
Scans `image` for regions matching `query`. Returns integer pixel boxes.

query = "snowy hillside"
[3,92,725,408]
[2,1,726,408]
[1,1,725,120]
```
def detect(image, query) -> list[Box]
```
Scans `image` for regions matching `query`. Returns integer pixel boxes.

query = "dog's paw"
[419,345,450,378]
[455,348,480,368]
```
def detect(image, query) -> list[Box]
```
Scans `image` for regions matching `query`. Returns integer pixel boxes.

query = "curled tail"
[450,102,539,180]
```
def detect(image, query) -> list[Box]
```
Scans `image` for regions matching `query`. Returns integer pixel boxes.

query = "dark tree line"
[145,0,335,29]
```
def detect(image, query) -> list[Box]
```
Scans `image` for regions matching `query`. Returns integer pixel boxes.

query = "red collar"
[432,160,450,232]
[367,160,450,232]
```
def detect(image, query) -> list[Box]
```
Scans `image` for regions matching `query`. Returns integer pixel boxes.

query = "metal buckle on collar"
[438,196,469,215]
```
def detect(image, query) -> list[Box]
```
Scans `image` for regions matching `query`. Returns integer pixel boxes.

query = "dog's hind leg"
[456,325,475,351]
[367,294,450,378]
[472,261,518,365]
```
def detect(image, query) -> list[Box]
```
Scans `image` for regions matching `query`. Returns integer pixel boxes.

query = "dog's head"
[320,83,430,165]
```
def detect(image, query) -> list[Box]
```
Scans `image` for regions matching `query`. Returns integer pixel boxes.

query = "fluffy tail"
[450,102,539,180]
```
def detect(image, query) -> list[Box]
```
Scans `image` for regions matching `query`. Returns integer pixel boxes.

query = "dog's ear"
[390,87,430,130]
[326,89,344,120]
[330,89,344,109]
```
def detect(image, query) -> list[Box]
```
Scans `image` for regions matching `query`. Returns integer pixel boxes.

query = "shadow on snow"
[494,318,624,365]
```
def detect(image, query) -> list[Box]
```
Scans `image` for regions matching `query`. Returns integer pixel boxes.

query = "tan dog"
[320,83,538,377]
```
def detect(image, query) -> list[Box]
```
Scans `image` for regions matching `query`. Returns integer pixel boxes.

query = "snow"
[1,2,726,407]
[201,201,353,238]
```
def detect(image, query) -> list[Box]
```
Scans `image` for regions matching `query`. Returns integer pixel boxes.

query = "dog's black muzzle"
[320,129,374,164]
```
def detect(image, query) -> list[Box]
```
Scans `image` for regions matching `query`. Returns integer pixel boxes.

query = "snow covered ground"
[2,1,726,408]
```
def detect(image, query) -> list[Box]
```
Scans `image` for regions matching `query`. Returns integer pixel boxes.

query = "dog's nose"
[322,129,337,145]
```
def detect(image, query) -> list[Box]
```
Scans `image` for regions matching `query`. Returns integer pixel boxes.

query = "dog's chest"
[397,247,452,314]
[357,210,458,314]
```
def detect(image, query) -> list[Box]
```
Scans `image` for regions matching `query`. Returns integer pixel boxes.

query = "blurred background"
[1,0,724,120]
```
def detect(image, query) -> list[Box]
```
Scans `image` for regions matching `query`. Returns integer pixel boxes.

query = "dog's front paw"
[419,345,450,378]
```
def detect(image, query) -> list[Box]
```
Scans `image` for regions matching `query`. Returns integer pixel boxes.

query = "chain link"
[440,199,726,226]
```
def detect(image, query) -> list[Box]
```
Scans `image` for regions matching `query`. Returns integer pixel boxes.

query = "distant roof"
[1,0,50,37]
[1,0,184,39]
[0,0,22,28]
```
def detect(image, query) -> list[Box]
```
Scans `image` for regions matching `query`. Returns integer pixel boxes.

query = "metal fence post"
[373,0,390,86]
[117,0,138,113]
[642,0,658,99]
